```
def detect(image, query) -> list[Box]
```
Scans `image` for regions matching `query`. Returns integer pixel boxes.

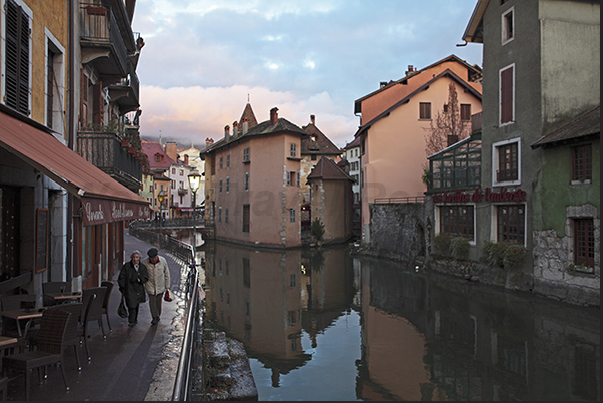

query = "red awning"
[0,110,150,226]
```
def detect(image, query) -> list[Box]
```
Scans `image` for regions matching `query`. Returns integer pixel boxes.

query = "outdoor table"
[0,336,18,347]
[0,308,45,337]
[43,292,82,303]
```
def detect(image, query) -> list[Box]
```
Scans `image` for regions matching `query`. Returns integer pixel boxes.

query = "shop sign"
[81,197,151,226]
[432,187,526,204]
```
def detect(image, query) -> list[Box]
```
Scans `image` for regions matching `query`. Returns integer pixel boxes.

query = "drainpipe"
[66,0,75,282]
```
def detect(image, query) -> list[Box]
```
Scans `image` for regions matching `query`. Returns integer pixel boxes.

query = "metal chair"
[41,281,70,307]
[81,287,107,339]
[100,281,114,332]
[2,309,72,401]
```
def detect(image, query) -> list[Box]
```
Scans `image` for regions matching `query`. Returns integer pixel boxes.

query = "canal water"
[200,240,600,401]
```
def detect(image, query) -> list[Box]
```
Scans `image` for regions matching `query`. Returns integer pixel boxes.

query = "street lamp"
[188,167,202,247]
[157,189,165,225]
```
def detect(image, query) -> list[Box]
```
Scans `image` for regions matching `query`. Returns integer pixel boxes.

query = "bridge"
[129,218,215,240]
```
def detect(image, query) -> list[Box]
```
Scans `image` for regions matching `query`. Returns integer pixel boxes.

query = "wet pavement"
[3,232,190,401]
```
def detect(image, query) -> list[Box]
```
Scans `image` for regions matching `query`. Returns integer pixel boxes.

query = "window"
[443,104,450,114]
[46,39,64,130]
[572,144,592,184]
[502,7,514,45]
[4,0,31,116]
[461,104,471,121]
[311,154,317,161]
[172,168,175,174]
[226,154,230,168]
[497,205,525,244]
[497,142,519,182]
[287,171,296,186]
[290,143,297,157]
[225,177,230,193]
[289,209,296,223]
[179,169,183,176]
[242,205,250,233]
[219,178,223,194]
[218,207,222,223]
[297,171,300,187]
[225,208,229,224]
[219,156,223,169]
[244,172,249,191]
[440,205,475,240]
[574,219,594,267]
[171,180,175,189]
[500,64,515,125]
[419,102,431,120]
[243,147,250,162]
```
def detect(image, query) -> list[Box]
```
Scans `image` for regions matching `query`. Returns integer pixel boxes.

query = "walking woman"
[118,250,149,327]
[142,248,171,325]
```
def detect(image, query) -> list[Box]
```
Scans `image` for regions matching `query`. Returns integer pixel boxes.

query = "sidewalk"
[4,232,190,401]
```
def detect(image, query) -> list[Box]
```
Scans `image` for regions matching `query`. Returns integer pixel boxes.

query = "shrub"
[482,240,526,269]
[451,236,471,261]
[433,233,452,256]
[310,218,325,242]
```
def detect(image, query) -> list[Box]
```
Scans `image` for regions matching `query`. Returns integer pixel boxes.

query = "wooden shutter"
[5,0,29,115]
[80,70,89,128]
[92,81,102,125]
[500,66,514,123]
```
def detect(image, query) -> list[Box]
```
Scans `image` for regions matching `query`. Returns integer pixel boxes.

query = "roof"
[354,68,483,138]
[531,106,600,149]
[0,107,149,224]
[354,54,483,111]
[301,122,341,155]
[202,117,306,154]
[462,0,488,44]
[238,103,258,128]
[307,157,354,181]
[141,141,174,169]
[344,135,362,149]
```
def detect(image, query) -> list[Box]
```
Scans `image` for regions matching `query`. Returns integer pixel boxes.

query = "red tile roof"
[307,157,353,181]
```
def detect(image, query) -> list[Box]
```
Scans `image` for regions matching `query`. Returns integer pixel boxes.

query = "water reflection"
[203,241,600,401]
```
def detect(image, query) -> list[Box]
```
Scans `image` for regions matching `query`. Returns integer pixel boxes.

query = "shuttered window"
[497,142,518,181]
[242,205,250,233]
[500,65,514,124]
[419,102,431,120]
[461,104,471,121]
[5,0,30,115]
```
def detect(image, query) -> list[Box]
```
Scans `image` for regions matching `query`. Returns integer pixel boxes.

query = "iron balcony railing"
[77,130,142,192]
[80,3,128,76]
[374,196,426,204]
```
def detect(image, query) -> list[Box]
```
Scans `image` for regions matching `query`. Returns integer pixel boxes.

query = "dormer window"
[310,135,316,142]
[155,154,162,162]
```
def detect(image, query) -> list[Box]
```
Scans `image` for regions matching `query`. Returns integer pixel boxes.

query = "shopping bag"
[118,294,128,318]
[164,289,173,302]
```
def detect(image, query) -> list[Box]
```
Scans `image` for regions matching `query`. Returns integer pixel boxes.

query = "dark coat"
[118,260,149,308]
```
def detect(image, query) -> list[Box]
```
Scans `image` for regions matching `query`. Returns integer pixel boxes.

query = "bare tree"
[424,82,472,157]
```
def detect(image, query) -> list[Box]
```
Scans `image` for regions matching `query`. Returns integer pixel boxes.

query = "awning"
[0,109,150,226]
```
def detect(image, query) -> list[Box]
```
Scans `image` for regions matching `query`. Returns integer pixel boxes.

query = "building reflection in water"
[202,241,600,401]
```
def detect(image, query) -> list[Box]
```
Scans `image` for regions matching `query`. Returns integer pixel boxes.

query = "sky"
[131,0,483,150]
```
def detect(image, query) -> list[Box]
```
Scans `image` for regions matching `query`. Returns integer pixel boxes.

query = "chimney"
[184,154,189,165]
[165,141,178,162]
[270,107,279,126]
[233,121,239,137]
[380,81,387,88]
[310,114,315,125]
[224,125,230,142]
[407,65,414,75]
[242,118,249,134]
[205,137,214,149]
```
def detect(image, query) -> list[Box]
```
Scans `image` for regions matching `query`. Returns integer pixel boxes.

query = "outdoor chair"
[100,281,114,332]
[42,282,70,307]
[0,295,38,339]
[2,309,72,401]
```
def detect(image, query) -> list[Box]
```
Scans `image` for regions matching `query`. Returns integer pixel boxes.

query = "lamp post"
[187,167,202,247]
[157,190,165,226]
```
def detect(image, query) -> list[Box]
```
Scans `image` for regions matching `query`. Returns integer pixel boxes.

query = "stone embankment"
[195,329,258,401]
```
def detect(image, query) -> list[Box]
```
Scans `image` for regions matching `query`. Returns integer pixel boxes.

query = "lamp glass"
[188,168,201,193]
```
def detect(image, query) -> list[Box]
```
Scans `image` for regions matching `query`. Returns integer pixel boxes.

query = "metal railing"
[374,196,426,204]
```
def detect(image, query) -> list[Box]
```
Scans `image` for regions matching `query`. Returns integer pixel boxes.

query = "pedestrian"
[142,247,171,325]
[118,250,149,327]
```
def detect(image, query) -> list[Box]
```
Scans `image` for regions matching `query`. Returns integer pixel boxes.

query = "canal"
[200,240,599,401]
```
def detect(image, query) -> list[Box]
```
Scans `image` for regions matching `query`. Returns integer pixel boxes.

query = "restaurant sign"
[432,187,526,204]
[81,197,151,226]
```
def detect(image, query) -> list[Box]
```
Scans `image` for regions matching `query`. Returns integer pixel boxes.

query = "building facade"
[354,55,483,243]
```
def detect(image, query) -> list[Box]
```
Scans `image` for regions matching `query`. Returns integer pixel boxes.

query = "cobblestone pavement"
[3,232,190,401]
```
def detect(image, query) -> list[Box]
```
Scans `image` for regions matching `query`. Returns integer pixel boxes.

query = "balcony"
[178,188,188,196]
[77,129,143,192]
[80,3,128,82]
[108,63,140,114]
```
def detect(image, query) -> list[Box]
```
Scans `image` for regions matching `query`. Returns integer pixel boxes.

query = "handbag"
[118,294,128,318]
[164,289,173,302]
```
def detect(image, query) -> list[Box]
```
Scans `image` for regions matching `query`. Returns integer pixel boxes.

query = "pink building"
[353,55,483,242]
[202,106,306,248]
